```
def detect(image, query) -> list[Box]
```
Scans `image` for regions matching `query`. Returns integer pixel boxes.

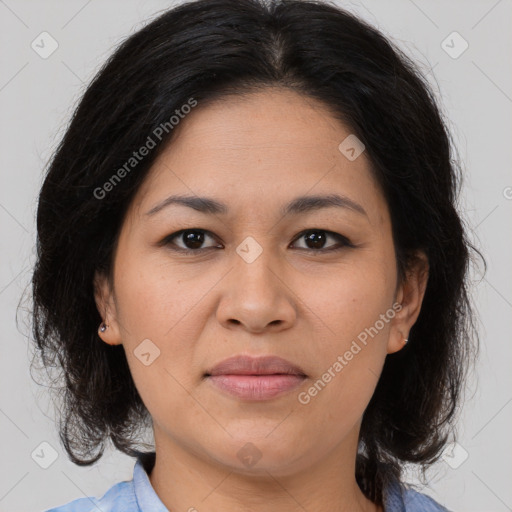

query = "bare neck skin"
[149,421,382,512]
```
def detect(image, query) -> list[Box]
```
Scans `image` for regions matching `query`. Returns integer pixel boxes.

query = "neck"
[148,427,381,512]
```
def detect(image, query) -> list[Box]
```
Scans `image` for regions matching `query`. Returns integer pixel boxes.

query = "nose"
[216,248,297,334]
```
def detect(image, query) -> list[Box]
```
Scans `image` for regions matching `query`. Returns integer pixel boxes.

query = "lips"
[205,354,307,377]
[204,355,307,401]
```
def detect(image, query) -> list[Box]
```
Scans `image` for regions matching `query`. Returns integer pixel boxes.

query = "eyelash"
[160,228,354,255]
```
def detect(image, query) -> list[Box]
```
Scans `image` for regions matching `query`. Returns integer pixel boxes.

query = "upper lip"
[205,355,307,377]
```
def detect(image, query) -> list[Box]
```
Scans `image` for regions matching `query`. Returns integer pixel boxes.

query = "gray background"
[0,1,511,511]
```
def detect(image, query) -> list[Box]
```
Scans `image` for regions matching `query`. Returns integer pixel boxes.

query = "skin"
[95,87,428,512]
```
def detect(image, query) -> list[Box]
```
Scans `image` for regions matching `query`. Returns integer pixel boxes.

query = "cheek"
[111,253,204,404]
[114,249,208,341]
[310,254,395,344]
[298,256,395,421]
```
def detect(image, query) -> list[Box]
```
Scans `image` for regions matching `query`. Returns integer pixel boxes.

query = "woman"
[32,0,480,510]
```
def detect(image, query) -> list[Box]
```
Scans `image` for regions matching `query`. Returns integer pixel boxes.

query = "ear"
[93,270,123,346]
[387,250,429,354]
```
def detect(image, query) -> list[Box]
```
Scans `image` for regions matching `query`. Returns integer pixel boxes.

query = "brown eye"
[163,229,221,252]
[291,229,353,252]
[180,230,206,250]
[161,228,353,255]
[304,230,328,250]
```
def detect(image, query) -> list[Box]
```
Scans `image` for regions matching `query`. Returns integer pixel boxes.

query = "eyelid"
[161,229,222,251]
[290,229,354,251]
[161,228,354,253]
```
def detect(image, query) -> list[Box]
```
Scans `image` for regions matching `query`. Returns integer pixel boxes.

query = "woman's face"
[95,87,427,476]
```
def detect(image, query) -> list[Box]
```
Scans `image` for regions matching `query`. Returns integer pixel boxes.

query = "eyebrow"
[145,193,367,218]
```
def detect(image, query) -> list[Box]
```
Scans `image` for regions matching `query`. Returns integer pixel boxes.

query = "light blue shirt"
[43,453,451,512]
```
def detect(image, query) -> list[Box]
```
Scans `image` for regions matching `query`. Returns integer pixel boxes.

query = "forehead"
[131,88,388,225]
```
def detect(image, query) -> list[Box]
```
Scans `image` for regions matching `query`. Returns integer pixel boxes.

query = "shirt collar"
[382,478,406,512]
[133,452,169,511]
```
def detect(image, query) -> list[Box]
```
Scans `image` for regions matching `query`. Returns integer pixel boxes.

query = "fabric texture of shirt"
[43,453,451,512]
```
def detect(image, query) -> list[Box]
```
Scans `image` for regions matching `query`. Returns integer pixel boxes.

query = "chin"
[204,435,308,476]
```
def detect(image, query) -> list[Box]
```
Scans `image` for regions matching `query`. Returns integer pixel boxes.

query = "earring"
[99,322,108,333]
[403,336,409,345]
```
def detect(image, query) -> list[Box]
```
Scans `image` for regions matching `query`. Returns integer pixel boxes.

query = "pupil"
[305,230,325,249]
[183,230,204,249]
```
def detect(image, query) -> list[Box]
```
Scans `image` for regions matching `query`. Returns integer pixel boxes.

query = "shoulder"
[43,453,165,512]
[42,480,137,512]
[401,486,452,511]
[384,479,452,512]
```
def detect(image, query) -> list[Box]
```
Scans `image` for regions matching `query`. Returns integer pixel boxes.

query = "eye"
[160,228,353,255]
[162,229,222,253]
[290,229,353,252]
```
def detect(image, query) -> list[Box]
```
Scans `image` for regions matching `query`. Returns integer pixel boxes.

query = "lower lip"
[207,374,306,401]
